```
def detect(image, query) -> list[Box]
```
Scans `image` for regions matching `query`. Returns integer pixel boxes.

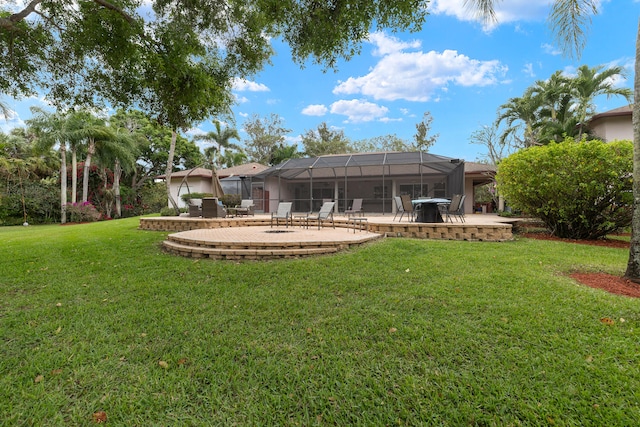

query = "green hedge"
[497,138,633,239]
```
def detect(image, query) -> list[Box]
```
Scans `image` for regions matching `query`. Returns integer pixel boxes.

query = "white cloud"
[368,32,421,56]
[602,58,635,86]
[333,47,507,102]
[523,63,535,78]
[329,99,389,123]
[301,104,328,116]
[232,78,270,92]
[185,127,207,137]
[0,113,24,134]
[235,95,250,104]
[379,117,403,123]
[285,134,302,146]
[430,0,552,30]
[541,43,562,56]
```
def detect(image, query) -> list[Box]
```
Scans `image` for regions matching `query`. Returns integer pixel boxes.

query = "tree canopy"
[1,0,429,110]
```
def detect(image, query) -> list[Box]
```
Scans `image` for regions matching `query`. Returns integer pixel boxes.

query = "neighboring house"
[464,162,496,213]
[159,162,268,208]
[587,105,633,142]
[218,163,270,199]
[253,152,494,214]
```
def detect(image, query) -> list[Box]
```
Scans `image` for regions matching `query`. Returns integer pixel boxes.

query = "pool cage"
[253,152,465,214]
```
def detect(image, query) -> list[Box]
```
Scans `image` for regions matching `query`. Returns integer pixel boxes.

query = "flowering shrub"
[497,138,633,239]
[66,202,102,223]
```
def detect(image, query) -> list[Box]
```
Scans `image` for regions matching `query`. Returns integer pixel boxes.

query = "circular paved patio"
[163,225,382,260]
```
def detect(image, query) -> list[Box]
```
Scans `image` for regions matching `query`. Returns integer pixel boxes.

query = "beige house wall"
[169,177,213,208]
[590,115,633,142]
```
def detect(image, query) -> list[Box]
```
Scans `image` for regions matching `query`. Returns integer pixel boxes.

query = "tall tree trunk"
[165,129,180,214]
[625,20,640,283]
[82,139,95,203]
[18,166,27,224]
[114,159,122,218]
[60,142,67,224]
[71,147,78,203]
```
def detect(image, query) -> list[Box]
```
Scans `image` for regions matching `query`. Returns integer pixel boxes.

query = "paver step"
[166,235,353,250]
[163,240,339,260]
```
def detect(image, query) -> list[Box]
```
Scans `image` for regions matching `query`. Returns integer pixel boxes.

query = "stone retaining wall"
[140,217,512,241]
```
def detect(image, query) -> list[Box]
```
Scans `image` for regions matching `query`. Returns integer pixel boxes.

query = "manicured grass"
[1,218,639,425]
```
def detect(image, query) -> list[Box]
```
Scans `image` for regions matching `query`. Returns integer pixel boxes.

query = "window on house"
[399,184,427,199]
[433,182,446,198]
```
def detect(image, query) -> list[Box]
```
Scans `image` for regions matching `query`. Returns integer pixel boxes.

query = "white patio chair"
[271,202,292,227]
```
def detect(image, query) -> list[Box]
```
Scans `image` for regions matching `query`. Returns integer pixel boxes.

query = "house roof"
[465,162,496,174]
[157,163,268,180]
[217,162,269,178]
[589,105,633,124]
[255,151,464,180]
[157,167,212,180]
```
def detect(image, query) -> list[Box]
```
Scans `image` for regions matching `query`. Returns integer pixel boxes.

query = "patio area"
[141,214,514,260]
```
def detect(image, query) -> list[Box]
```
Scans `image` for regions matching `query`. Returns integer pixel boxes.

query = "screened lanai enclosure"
[253,152,465,214]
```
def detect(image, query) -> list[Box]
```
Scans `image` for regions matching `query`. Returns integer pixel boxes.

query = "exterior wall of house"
[590,116,633,142]
[169,177,212,208]
[260,175,479,214]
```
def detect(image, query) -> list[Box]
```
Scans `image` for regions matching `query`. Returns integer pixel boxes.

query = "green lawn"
[1,217,639,426]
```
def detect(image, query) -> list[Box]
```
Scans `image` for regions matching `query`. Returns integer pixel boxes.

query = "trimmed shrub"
[180,192,213,203]
[220,194,241,207]
[66,202,102,223]
[496,138,632,239]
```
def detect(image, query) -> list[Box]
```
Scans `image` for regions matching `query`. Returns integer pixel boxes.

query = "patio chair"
[393,196,405,221]
[271,202,292,227]
[400,195,415,222]
[188,198,202,217]
[234,199,255,216]
[440,194,466,223]
[306,201,335,229]
[202,197,227,218]
[344,198,364,218]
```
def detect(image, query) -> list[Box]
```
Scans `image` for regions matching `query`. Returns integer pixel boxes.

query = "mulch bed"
[520,232,640,298]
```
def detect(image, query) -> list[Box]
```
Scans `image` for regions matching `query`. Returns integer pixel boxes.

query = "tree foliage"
[269,143,302,166]
[496,138,633,239]
[242,113,291,165]
[413,112,439,151]
[195,120,240,169]
[351,134,411,153]
[1,0,429,106]
[302,122,351,157]
[495,65,631,147]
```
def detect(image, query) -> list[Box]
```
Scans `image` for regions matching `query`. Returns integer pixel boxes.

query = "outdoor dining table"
[411,198,451,223]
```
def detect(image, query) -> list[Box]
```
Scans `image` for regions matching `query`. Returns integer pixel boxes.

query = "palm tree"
[27,107,73,223]
[195,120,240,195]
[269,143,301,166]
[67,111,117,203]
[219,149,248,168]
[96,127,138,218]
[0,99,12,121]
[65,110,89,203]
[467,0,640,282]
[195,120,240,169]
[530,70,572,123]
[0,129,52,224]
[571,65,632,138]
[496,88,542,148]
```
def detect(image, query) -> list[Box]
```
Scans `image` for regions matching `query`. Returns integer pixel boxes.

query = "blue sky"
[2,0,638,162]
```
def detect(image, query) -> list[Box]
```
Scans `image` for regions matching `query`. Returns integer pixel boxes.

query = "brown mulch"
[569,272,640,298]
[520,232,629,249]
[521,232,640,298]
